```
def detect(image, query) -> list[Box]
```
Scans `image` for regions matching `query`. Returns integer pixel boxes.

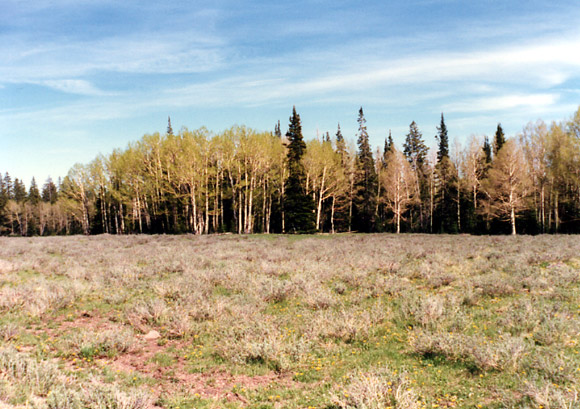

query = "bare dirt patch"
[111,338,295,401]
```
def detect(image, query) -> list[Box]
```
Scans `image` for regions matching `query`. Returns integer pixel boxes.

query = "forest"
[1,106,580,236]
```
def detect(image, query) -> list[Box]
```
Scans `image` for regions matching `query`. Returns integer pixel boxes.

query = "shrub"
[524,380,578,409]
[409,330,529,372]
[59,327,135,358]
[0,348,58,396]
[331,365,420,409]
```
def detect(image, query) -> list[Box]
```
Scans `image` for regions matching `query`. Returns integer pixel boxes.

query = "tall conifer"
[403,121,429,230]
[435,114,457,232]
[42,177,58,204]
[383,130,394,165]
[436,114,449,163]
[13,179,26,202]
[28,178,41,205]
[284,107,315,232]
[494,123,505,155]
[353,107,377,232]
[483,136,493,164]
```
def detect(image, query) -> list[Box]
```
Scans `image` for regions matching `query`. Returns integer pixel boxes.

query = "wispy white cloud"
[42,79,109,96]
[443,94,559,114]
[155,34,580,111]
[0,33,227,84]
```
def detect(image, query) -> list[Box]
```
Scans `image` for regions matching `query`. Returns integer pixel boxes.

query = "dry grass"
[0,234,579,408]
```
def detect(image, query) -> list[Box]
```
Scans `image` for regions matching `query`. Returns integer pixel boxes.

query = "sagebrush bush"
[409,330,529,372]
[524,380,579,409]
[59,327,135,358]
[0,348,58,396]
[331,365,420,409]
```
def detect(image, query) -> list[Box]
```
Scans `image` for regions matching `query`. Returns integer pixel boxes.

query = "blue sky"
[1,0,580,186]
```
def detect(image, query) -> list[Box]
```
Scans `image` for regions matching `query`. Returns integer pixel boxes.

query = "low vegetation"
[0,234,579,408]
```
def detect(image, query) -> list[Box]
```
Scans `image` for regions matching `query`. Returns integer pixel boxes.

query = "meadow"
[0,234,578,409]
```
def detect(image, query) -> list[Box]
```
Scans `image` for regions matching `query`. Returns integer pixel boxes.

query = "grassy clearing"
[0,234,579,408]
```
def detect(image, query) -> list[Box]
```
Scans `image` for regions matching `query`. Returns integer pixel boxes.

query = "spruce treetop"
[436,113,449,162]
[483,136,493,163]
[286,106,306,165]
[356,107,372,159]
[404,121,428,170]
[356,108,375,176]
[494,123,505,155]
[336,123,344,143]
[28,177,41,205]
[383,130,394,165]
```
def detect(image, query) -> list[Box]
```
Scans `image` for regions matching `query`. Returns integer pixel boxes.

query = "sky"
[1,0,580,186]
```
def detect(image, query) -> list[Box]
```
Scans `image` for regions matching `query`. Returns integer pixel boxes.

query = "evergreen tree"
[383,130,394,165]
[436,113,449,163]
[0,175,7,206]
[284,107,315,232]
[28,178,41,205]
[403,121,429,169]
[353,107,378,232]
[483,136,493,164]
[493,123,505,155]
[274,120,282,138]
[403,121,429,230]
[167,116,174,135]
[3,173,12,200]
[333,122,353,232]
[335,124,346,157]
[434,114,457,232]
[42,177,58,204]
[13,178,26,202]
[0,175,7,226]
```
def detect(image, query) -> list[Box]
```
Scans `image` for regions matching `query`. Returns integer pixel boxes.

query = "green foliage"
[41,177,58,204]
[436,113,449,162]
[353,107,378,232]
[28,177,41,205]
[284,106,316,233]
[3,105,580,236]
[494,123,506,155]
[403,121,428,172]
[482,136,492,164]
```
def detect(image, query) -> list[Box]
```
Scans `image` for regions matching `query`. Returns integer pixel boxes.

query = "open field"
[0,234,579,409]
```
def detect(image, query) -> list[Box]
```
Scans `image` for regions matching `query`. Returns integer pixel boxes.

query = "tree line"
[2,106,580,236]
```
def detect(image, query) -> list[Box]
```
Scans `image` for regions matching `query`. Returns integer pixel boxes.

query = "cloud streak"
[42,79,109,96]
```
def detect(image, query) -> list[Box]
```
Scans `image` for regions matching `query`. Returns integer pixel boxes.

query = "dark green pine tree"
[353,107,378,232]
[284,106,315,233]
[28,178,41,205]
[482,136,493,164]
[274,120,282,138]
[13,178,27,202]
[42,177,58,204]
[3,173,13,200]
[333,123,351,232]
[335,123,346,158]
[403,121,429,231]
[403,121,429,171]
[493,123,505,156]
[0,174,7,226]
[167,116,174,135]
[383,130,394,165]
[435,114,457,233]
[436,113,449,162]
